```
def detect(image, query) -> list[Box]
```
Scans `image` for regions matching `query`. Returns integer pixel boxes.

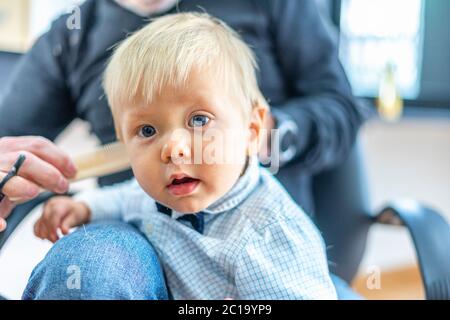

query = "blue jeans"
[22,221,168,300]
[22,221,360,300]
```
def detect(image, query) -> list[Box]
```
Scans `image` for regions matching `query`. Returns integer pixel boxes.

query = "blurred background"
[0,0,449,299]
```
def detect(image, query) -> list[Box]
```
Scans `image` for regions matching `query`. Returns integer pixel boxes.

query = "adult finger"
[0,136,77,178]
[0,217,6,232]
[0,173,40,203]
[0,197,17,232]
[0,151,69,194]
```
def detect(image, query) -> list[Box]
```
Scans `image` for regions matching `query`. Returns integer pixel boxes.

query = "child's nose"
[161,138,192,164]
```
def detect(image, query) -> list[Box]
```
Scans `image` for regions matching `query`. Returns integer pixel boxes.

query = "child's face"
[119,69,265,213]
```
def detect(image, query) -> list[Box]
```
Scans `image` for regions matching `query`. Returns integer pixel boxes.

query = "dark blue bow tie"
[155,202,205,234]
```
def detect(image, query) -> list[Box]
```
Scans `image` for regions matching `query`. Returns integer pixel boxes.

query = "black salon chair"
[312,143,450,299]
[1,52,450,300]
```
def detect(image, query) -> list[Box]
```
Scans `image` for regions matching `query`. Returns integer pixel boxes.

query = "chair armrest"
[374,199,450,300]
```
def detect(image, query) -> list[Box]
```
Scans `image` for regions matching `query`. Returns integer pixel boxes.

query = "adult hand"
[0,136,77,232]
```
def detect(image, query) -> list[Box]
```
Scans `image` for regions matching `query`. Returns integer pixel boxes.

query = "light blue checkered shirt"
[77,157,337,300]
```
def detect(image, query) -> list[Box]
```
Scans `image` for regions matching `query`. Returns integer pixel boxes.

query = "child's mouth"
[167,176,200,196]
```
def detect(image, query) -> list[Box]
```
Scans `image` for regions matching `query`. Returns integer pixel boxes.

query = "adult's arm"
[267,0,365,173]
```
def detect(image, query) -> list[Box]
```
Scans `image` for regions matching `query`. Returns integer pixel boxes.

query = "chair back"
[312,142,373,283]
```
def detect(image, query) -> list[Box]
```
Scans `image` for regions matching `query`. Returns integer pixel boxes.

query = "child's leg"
[22,221,168,300]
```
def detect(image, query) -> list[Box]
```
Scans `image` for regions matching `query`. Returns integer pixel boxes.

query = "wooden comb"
[71,141,131,182]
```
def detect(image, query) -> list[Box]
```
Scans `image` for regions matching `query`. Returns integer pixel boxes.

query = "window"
[339,0,425,99]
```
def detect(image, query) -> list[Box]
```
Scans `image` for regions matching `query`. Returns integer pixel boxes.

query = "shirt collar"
[158,156,261,218]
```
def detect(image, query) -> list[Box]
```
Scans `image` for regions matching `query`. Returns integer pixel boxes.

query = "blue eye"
[189,115,210,127]
[138,125,156,138]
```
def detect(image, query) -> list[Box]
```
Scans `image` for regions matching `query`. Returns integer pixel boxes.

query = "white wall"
[358,116,450,273]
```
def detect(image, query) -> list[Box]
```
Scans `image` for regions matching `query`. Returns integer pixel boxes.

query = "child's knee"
[23,221,167,300]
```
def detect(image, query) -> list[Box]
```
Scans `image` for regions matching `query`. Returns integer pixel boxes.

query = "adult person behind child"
[0,0,363,299]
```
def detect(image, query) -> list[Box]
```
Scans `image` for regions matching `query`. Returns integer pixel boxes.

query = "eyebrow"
[124,105,157,118]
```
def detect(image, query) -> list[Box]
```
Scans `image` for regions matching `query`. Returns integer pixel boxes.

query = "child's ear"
[247,99,268,156]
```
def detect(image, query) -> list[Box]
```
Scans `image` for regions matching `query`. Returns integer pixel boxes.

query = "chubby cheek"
[198,163,244,199]
[128,149,163,195]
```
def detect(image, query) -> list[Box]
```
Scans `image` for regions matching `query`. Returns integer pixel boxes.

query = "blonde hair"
[103,12,268,139]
